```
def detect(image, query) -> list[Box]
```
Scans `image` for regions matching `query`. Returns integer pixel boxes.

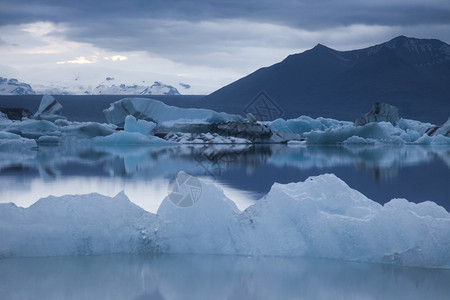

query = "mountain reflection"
[0,144,448,180]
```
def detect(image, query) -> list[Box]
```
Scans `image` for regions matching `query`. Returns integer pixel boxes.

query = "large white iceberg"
[1,173,449,268]
[103,97,245,127]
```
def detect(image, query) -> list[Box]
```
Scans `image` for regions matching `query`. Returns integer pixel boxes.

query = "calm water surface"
[1,144,449,211]
[1,254,449,300]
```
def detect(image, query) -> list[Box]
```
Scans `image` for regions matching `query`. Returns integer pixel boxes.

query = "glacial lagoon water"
[1,96,449,299]
[1,254,450,300]
[1,144,449,299]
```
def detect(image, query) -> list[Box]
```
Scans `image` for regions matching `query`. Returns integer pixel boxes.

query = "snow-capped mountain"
[0,77,35,95]
[0,77,182,96]
[32,84,79,95]
[200,36,450,124]
[91,81,180,95]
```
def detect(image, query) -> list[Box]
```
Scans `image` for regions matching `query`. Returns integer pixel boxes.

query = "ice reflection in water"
[0,254,449,300]
[0,144,449,210]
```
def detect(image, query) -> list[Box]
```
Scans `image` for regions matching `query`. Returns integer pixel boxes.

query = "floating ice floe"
[268,117,450,145]
[268,116,351,135]
[91,115,173,145]
[164,132,251,144]
[123,115,156,135]
[1,172,449,269]
[267,102,449,144]
[103,97,245,127]
[1,96,449,145]
[0,131,37,149]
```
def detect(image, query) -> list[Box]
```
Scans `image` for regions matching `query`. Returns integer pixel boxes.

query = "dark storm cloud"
[2,0,450,66]
[2,0,450,27]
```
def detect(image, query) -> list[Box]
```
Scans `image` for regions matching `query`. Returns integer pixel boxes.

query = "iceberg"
[267,114,450,144]
[304,122,405,144]
[164,132,251,144]
[34,95,65,122]
[2,95,447,145]
[268,116,351,135]
[357,102,400,126]
[103,97,245,127]
[0,192,160,257]
[297,119,449,145]
[1,172,449,268]
[123,115,156,135]
[0,131,37,149]
[92,131,174,145]
[425,117,450,137]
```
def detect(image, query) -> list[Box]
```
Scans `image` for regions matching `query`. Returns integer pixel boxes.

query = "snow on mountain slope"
[0,77,182,95]
[0,77,35,95]
[91,81,180,95]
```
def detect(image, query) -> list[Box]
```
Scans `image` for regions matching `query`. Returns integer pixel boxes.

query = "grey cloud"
[2,0,450,28]
[0,37,18,48]
[1,0,450,67]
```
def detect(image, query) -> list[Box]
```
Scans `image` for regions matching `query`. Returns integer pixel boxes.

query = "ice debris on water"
[0,96,449,147]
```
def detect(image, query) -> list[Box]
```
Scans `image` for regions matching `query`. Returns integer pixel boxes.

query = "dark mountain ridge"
[199,36,450,124]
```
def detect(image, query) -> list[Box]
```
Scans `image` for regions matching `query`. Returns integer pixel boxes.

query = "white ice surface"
[124,115,156,135]
[0,192,160,257]
[304,121,450,145]
[1,172,449,268]
[2,108,448,145]
[34,95,65,122]
[269,117,450,144]
[103,97,245,127]
[0,131,37,149]
[269,116,351,135]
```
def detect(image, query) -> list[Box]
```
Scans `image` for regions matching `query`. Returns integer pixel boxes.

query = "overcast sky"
[1,0,449,94]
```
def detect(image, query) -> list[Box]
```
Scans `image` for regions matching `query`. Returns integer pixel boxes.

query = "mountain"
[0,77,35,95]
[199,36,450,124]
[0,78,181,96]
[91,81,180,95]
